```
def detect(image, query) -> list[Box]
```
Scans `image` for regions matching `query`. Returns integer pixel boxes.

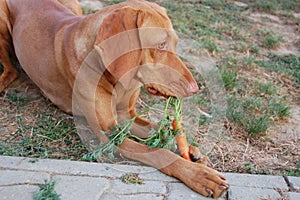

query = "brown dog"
[0,0,228,198]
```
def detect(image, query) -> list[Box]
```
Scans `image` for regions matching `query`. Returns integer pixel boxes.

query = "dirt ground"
[0,0,299,176]
[210,9,300,174]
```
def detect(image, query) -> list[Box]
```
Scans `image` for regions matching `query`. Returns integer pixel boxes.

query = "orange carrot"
[172,119,192,161]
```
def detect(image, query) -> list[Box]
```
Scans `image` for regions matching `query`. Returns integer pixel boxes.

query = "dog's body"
[0,0,228,197]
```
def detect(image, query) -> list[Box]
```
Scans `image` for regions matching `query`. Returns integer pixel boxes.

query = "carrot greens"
[94,97,184,160]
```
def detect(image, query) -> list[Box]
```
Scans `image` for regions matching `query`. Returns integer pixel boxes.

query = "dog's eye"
[157,41,167,50]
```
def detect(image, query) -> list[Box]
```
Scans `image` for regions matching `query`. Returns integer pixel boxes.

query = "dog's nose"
[188,82,199,94]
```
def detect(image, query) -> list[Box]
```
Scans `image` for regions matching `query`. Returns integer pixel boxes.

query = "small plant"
[221,69,237,91]
[282,164,300,177]
[201,38,219,53]
[241,56,256,68]
[120,173,143,184]
[256,82,277,96]
[244,115,270,136]
[80,153,98,162]
[244,162,267,174]
[262,35,281,49]
[268,98,290,119]
[250,0,277,12]
[226,95,271,136]
[245,0,300,12]
[34,180,61,200]
[258,54,300,88]
[6,90,30,106]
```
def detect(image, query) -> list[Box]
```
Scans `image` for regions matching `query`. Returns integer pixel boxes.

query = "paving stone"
[136,170,177,182]
[288,176,300,190]
[228,186,281,200]
[225,173,288,190]
[0,156,111,176]
[108,179,167,195]
[1,156,300,200]
[0,169,50,186]
[287,192,300,200]
[106,164,175,182]
[0,156,24,167]
[100,193,165,200]
[0,185,39,200]
[53,175,110,200]
[167,182,226,200]
[0,156,172,180]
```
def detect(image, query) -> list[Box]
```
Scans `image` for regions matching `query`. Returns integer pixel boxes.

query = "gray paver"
[0,156,173,180]
[228,186,281,200]
[0,170,50,185]
[288,176,300,190]
[120,166,177,182]
[101,193,165,200]
[225,173,288,190]
[108,179,167,195]
[0,156,114,177]
[167,182,226,200]
[0,185,39,200]
[1,156,300,200]
[53,175,110,200]
[288,192,300,200]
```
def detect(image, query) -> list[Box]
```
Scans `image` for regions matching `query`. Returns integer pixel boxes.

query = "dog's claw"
[219,184,229,190]
[219,174,226,180]
[205,188,213,197]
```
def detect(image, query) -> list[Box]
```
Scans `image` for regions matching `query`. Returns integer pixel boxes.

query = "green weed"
[255,82,277,96]
[221,69,237,91]
[268,97,290,119]
[282,164,300,177]
[201,38,220,53]
[6,90,31,106]
[244,162,268,174]
[261,35,282,49]
[34,180,61,200]
[226,94,289,136]
[120,173,143,185]
[244,115,270,135]
[160,0,249,42]
[241,56,256,68]
[240,0,300,12]
[257,54,300,87]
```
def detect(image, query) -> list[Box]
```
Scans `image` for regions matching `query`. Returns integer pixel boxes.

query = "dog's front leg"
[125,88,157,138]
[118,138,229,198]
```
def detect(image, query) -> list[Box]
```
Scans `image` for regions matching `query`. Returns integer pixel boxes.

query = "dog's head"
[94,0,198,98]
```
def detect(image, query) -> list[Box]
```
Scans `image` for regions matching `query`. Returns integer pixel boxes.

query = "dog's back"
[7,0,82,111]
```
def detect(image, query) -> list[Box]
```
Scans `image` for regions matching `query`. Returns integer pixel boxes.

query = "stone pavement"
[0,156,299,200]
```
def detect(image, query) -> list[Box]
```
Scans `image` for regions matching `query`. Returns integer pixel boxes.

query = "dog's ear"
[94,7,144,80]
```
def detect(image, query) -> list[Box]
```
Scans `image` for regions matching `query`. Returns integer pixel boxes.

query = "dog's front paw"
[177,160,229,198]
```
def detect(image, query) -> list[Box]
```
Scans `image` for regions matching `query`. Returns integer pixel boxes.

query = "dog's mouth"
[147,87,159,95]
[145,85,173,98]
